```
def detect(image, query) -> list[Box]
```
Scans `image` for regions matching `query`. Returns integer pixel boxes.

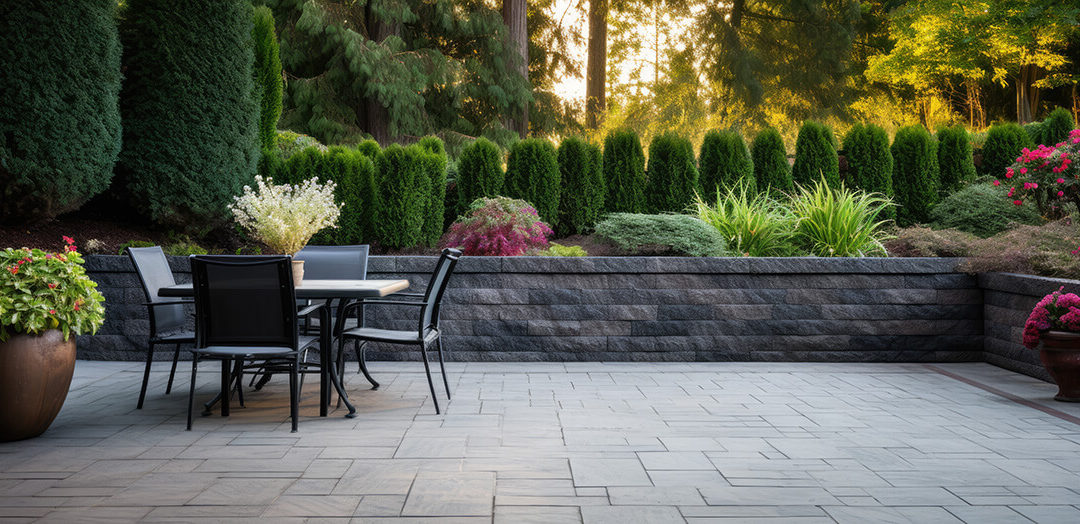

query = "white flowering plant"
[229,176,342,254]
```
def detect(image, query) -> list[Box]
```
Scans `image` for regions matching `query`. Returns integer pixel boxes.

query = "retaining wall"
[79,255,985,364]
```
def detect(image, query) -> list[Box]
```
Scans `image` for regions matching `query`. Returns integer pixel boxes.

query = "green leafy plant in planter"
[1,237,105,441]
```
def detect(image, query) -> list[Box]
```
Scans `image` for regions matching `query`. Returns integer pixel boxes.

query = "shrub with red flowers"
[999,129,1080,218]
[440,197,553,256]
[1,237,105,341]
[1023,287,1080,349]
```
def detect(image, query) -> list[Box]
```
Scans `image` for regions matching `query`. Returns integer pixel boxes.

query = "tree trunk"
[1016,64,1041,124]
[364,7,399,144]
[965,79,985,128]
[502,0,528,138]
[1072,83,1079,124]
[586,0,608,129]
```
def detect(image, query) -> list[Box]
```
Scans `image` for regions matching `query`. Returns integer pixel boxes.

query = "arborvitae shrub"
[253,6,282,151]
[258,148,284,180]
[891,124,940,226]
[278,147,326,185]
[376,144,427,248]
[356,139,382,159]
[456,137,504,214]
[698,129,755,199]
[1023,121,1044,147]
[603,129,647,213]
[935,125,976,193]
[930,183,1043,238]
[751,128,792,194]
[275,130,326,159]
[645,132,699,213]
[118,0,259,232]
[304,147,377,245]
[842,123,893,201]
[504,138,561,227]
[557,138,605,235]
[981,123,1033,177]
[792,121,839,188]
[0,0,122,223]
[414,140,448,246]
[1041,107,1076,146]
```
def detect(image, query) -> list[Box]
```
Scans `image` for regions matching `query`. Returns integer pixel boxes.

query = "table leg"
[320,307,330,417]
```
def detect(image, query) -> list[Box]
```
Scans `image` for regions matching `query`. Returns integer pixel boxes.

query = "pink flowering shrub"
[999,129,1080,217]
[440,197,553,256]
[1023,286,1080,349]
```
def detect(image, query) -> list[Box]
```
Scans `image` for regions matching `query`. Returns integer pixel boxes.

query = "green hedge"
[792,121,839,188]
[891,124,939,226]
[253,5,282,151]
[981,122,1032,178]
[842,123,893,203]
[645,132,699,213]
[699,129,755,199]
[376,144,427,249]
[504,138,560,227]
[595,213,727,257]
[603,130,647,213]
[118,0,259,232]
[1040,107,1075,146]
[558,137,605,235]
[0,0,122,223]
[751,128,792,194]
[415,139,448,247]
[935,125,975,193]
[356,139,382,159]
[456,137,504,215]
[278,147,376,245]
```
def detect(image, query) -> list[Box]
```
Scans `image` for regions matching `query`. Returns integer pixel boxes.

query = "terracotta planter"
[1039,330,1080,402]
[0,330,76,441]
[292,259,305,288]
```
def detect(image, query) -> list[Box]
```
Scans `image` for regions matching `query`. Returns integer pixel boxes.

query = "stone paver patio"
[2,361,1080,523]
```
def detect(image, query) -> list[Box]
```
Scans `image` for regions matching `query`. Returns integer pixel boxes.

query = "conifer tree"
[891,124,939,226]
[456,138,505,213]
[603,130,647,213]
[505,138,561,227]
[792,121,840,188]
[558,137,605,235]
[935,125,975,193]
[253,5,283,151]
[750,128,792,194]
[646,133,699,213]
[699,129,755,199]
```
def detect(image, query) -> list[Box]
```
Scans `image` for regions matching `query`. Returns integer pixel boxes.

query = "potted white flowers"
[229,176,342,285]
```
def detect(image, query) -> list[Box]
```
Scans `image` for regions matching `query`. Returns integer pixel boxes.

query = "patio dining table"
[158,279,410,419]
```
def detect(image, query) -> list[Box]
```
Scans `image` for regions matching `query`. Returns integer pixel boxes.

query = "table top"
[158,279,410,299]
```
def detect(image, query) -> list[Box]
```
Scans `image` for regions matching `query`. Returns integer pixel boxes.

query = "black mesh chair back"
[294,245,369,280]
[190,256,297,350]
[419,249,462,334]
[128,246,185,333]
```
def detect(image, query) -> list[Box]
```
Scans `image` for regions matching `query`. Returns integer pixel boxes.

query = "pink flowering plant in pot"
[1023,286,1080,402]
[997,129,1080,218]
[440,196,553,256]
[1023,287,1080,349]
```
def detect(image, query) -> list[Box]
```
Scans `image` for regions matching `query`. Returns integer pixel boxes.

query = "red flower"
[73,304,80,311]
[48,283,57,289]
[993,180,1001,186]
[1058,178,1066,184]
[7,266,17,275]
[1058,191,1066,197]
[49,309,56,315]
[1013,200,1023,206]
[62,236,75,245]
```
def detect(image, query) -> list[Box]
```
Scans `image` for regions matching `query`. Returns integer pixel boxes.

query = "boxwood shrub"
[603,130,647,213]
[505,138,560,227]
[792,121,839,188]
[699,129,755,199]
[1040,107,1075,146]
[891,124,939,226]
[751,128,793,194]
[646,132,699,213]
[558,137,605,235]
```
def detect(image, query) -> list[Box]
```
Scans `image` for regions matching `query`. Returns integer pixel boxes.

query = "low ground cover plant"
[930,182,1043,237]
[594,213,727,257]
[440,197,553,256]
[537,243,587,257]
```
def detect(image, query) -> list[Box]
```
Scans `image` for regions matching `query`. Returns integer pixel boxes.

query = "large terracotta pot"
[1039,330,1080,402]
[0,330,76,441]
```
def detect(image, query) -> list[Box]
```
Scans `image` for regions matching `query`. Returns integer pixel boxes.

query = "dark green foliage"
[118,0,259,232]
[842,124,893,214]
[557,138,605,236]
[253,6,282,151]
[792,121,840,188]
[930,183,1043,238]
[278,146,377,245]
[376,145,427,249]
[456,138,505,214]
[1040,107,1076,146]
[0,0,121,223]
[645,133,699,213]
[698,130,755,199]
[258,148,285,180]
[1023,121,1044,146]
[277,148,325,185]
[935,125,976,193]
[602,130,647,213]
[275,130,325,159]
[594,214,728,257]
[356,140,382,159]
[504,138,561,227]
[751,128,793,194]
[981,122,1033,177]
[891,124,939,226]
[413,140,448,247]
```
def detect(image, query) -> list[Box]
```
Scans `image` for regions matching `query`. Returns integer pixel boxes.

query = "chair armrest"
[297,303,325,318]
[387,292,425,298]
[356,298,425,307]
[142,300,194,307]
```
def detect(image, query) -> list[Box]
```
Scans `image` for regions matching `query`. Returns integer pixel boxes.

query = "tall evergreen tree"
[118,0,259,232]
[698,129,755,199]
[558,137,605,235]
[603,129,647,213]
[935,125,975,193]
[456,138,505,213]
[891,124,939,226]
[750,128,792,194]
[792,121,840,188]
[0,0,122,223]
[646,132,698,213]
[505,138,561,227]
[263,0,531,146]
[253,5,283,151]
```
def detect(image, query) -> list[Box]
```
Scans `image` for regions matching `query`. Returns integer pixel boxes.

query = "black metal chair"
[337,248,461,414]
[127,246,195,409]
[187,255,326,432]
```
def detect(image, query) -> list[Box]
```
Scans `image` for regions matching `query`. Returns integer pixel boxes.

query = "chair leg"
[289,360,299,433]
[187,356,199,431]
[137,341,155,409]
[166,343,181,395]
[435,337,451,400]
[232,358,245,408]
[355,340,379,390]
[220,359,230,418]
[419,341,440,415]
